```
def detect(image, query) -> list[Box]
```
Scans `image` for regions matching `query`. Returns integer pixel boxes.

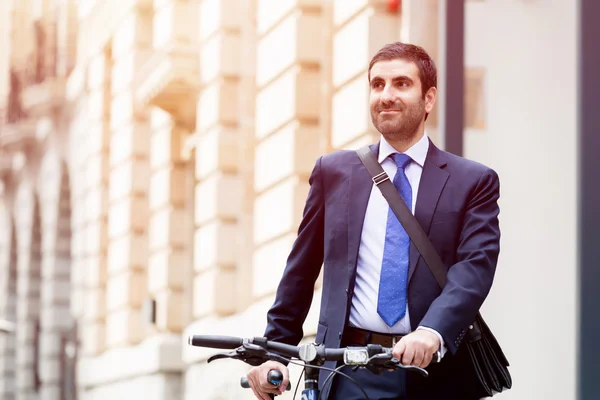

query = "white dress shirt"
[349,133,446,355]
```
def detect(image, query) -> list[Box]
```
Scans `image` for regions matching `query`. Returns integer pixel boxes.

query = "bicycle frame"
[299,364,319,400]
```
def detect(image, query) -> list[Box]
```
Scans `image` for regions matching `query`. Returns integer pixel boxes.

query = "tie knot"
[391,153,412,169]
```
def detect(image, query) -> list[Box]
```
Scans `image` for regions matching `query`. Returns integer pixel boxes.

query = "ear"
[424,86,437,113]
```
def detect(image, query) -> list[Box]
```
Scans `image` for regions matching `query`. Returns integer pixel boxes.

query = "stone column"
[14,186,42,400]
[144,0,200,336]
[147,109,187,334]
[105,5,152,348]
[192,0,243,319]
[68,85,87,331]
[235,0,258,312]
[76,49,112,357]
[252,0,324,299]
[0,218,18,400]
[55,0,78,77]
[37,159,73,400]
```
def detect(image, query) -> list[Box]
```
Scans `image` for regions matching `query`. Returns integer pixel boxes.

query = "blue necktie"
[377,153,413,327]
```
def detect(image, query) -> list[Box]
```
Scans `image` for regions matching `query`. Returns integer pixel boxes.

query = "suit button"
[338,332,343,339]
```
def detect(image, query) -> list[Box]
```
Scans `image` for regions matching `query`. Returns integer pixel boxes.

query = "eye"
[371,81,384,90]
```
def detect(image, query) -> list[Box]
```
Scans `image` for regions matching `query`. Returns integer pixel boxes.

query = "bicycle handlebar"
[188,335,370,362]
[187,334,440,366]
[188,334,302,358]
[188,335,242,349]
[188,333,440,399]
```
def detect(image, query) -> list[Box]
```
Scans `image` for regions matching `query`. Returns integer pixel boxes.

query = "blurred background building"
[0,0,588,399]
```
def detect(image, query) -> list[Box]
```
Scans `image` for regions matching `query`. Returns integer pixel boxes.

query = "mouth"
[379,110,402,115]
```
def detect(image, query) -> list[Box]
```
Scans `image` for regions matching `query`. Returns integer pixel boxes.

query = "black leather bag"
[356,146,512,398]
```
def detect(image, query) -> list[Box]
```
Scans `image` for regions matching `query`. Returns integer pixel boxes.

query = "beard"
[370,99,426,143]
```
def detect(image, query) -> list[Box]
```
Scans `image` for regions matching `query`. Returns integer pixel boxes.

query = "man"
[247,42,501,399]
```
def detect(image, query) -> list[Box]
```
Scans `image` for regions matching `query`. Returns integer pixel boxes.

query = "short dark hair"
[368,42,437,98]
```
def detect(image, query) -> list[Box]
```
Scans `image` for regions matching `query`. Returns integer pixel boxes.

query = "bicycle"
[188,334,440,400]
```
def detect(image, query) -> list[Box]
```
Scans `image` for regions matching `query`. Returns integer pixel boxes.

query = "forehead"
[370,59,420,81]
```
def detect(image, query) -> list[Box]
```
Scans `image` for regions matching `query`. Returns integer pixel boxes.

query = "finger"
[249,377,270,400]
[260,380,278,395]
[412,346,424,367]
[250,383,270,400]
[401,342,415,365]
[250,387,260,399]
[421,351,433,368]
[393,339,406,360]
[280,366,290,392]
[247,373,258,391]
[257,372,277,395]
[258,382,277,398]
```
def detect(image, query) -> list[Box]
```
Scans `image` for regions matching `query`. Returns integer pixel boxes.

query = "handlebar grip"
[240,377,250,388]
[187,335,243,349]
[387,348,441,363]
[267,370,283,385]
[240,370,291,391]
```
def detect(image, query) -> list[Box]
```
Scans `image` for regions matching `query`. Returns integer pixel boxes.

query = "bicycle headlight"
[343,348,370,365]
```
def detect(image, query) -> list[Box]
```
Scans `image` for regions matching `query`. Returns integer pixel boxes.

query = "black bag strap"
[356,145,447,289]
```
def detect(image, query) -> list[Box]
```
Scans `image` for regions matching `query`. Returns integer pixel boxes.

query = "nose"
[380,84,396,105]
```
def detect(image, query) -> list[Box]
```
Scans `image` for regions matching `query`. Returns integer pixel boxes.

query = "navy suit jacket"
[264,139,501,398]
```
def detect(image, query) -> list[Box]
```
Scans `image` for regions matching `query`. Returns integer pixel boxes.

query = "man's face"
[369,59,434,142]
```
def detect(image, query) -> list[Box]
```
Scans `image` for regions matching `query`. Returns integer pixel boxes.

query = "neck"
[386,128,425,153]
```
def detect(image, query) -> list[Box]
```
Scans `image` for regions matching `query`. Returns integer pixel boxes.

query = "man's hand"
[393,330,440,368]
[246,360,289,400]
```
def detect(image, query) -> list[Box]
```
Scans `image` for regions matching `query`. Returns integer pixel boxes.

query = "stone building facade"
[0,0,581,400]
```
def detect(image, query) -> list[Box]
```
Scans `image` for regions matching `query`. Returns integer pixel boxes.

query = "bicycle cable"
[321,352,403,400]
[317,364,346,400]
[292,367,304,399]
[271,356,370,400]
[309,351,402,400]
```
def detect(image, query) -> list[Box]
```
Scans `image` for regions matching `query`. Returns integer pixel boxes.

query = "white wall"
[464,1,577,399]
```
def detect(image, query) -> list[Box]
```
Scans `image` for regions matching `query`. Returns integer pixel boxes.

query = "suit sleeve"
[263,157,326,346]
[419,168,501,355]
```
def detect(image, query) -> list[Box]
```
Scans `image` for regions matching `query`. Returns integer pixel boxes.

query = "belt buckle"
[391,335,400,347]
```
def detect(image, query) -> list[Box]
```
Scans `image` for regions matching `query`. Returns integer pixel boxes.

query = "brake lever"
[207,342,287,367]
[365,353,429,378]
[390,359,429,377]
[207,351,240,363]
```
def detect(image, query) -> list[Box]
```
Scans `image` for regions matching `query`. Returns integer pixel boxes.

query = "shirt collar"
[378,132,430,167]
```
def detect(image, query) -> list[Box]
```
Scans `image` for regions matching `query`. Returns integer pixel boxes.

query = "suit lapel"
[408,140,449,283]
[347,144,379,282]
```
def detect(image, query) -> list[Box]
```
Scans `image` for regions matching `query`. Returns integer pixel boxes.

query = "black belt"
[341,326,406,348]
